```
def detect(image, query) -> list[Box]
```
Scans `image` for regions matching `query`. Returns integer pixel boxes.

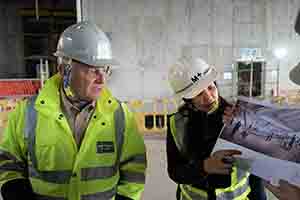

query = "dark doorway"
[21,0,76,78]
[0,0,76,79]
[237,61,264,97]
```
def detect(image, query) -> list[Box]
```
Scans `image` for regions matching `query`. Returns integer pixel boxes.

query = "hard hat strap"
[63,64,75,98]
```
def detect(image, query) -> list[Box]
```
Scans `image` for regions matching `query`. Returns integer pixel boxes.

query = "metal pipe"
[39,58,43,88]
[35,0,39,20]
[76,0,83,22]
[45,59,49,80]
[249,60,253,97]
[276,60,280,96]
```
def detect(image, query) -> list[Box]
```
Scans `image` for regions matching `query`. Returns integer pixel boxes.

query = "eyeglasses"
[76,65,111,78]
[71,60,112,76]
[86,66,111,75]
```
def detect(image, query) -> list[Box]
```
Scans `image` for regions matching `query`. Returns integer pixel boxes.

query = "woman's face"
[191,82,219,112]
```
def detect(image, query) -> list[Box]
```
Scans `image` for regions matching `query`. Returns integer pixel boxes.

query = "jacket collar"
[34,73,119,117]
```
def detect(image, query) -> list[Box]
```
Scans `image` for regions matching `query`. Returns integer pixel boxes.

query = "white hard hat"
[289,62,300,85]
[54,21,118,67]
[168,57,218,106]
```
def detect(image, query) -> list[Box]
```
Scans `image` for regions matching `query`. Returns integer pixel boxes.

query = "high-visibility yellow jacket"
[0,74,147,200]
[169,112,250,200]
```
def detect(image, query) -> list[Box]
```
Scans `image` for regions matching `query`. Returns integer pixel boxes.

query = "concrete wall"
[0,1,24,78]
[82,0,300,100]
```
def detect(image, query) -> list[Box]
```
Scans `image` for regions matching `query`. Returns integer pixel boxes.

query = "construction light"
[273,48,287,60]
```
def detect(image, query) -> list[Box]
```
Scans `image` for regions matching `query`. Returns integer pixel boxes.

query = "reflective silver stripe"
[0,162,26,173]
[115,103,146,185]
[80,100,124,199]
[217,178,250,200]
[35,193,67,200]
[181,185,207,200]
[181,176,250,200]
[81,166,117,181]
[26,96,38,169]
[81,187,116,200]
[29,165,72,184]
[120,171,145,184]
[80,101,125,181]
[120,154,147,166]
[26,97,72,184]
[114,100,125,168]
[25,98,126,185]
[128,154,146,164]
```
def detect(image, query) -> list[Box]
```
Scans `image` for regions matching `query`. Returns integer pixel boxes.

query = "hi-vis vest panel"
[25,96,124,200]
[0,74,146,200]
[170,112,251,200]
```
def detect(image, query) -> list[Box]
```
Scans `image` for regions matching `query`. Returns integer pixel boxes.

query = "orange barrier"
[126,98,178,135]
[0,79,41,132]
[0,97,26,130]
[134,112,167,134]
[0,80,41,96]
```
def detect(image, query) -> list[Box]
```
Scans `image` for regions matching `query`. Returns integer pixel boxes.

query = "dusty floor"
[143,135,177,200]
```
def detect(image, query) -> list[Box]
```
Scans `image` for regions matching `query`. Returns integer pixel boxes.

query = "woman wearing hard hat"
[166,57,266,200]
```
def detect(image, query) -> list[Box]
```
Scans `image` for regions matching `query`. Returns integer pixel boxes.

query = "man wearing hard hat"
[166,57,266,200]
[0,21,146,200]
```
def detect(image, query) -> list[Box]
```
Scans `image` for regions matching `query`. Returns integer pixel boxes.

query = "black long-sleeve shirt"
[166,97,267,200]
[167,97,231,190]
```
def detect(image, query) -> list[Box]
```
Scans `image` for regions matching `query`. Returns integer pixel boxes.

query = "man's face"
[69,61,108,101]
[191,82,219,112]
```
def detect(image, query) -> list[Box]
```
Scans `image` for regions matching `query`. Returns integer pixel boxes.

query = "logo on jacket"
[96,141,115,153]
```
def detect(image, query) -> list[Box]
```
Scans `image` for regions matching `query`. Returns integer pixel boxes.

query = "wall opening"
[237,61,265,97]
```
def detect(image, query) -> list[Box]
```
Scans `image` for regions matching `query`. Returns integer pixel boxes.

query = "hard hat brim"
[289,62,300,85]
[53,51,120,68]
[173,67,218,106]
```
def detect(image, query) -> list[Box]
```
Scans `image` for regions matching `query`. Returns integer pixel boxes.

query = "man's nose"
[94,70,104,83]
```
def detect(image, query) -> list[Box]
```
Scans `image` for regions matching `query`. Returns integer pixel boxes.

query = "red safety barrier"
[0,80,41,96]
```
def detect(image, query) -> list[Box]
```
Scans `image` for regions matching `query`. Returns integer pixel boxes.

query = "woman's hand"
[203,149,241,175]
